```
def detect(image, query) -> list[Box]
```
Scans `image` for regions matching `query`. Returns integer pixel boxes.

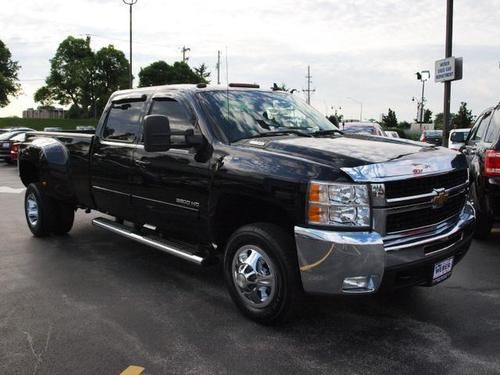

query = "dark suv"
[463,104,500,238]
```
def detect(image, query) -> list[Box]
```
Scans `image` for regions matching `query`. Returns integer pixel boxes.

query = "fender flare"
[19,137,75,201]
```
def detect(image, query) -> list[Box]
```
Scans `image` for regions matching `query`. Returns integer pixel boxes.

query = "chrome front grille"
[385,193,465,233]
[384,169,468,199]
[371,169,469,241]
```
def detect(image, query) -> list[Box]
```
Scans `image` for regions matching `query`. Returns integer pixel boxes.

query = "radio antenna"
[225,46,230,118]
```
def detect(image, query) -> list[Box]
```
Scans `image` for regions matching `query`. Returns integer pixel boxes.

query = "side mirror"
[143,114,171,152]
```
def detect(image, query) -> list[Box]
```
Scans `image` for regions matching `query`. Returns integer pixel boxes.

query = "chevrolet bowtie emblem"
[431,188,448,209]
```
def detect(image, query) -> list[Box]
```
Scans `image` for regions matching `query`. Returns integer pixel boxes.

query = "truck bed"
[24,131,96,208]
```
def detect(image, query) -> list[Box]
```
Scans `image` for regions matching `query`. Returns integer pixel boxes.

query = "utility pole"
[303,65,315,105]
[122,0,138,89]
[416,70,430,129]
[443,0,453,147]
[181,46,191,62]
[216,50,221,85]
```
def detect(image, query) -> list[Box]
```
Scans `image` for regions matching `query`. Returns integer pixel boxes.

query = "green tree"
[34,86,56,107]
[398,121,411,129]
[194,63,210,83]
[94,45,129,115]
[453,102,473,128]
[0,39,21,107]
[381,108,398,128]
[434,112,456,130]
[138,61,171,87]
[327,113,343,127]
[35,36,129,118]
[423,109,432,123]
[45,36,94,111]
[138,61,203,87]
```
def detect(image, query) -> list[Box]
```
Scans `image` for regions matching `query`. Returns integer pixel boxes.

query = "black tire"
[474,211,493,240]
[52,201,75,235]
[223,223,302,324]
[470,183,493,239]
[24,183,56,237]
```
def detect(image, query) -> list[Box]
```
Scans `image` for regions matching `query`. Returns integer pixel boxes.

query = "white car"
[449,128,470,151]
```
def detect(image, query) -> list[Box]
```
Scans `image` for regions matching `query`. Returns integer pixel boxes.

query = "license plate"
[433,257,454,283]
[2,142,10,148]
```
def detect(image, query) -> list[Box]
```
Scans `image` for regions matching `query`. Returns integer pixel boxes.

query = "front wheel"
[223,223,302,324]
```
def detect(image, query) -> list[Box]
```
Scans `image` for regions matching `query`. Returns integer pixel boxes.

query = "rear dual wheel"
[25,183,75,237]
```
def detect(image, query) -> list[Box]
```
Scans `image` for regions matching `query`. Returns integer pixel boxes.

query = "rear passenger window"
[473,112,491,142]
[103,101,145,142]
[485,110,500,143]
[149,98,194,131]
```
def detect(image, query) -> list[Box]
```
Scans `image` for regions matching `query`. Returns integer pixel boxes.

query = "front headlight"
[307,181,371,228]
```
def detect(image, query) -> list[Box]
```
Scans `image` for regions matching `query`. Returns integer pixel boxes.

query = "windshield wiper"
[244,129,313,139]
[311,129,343,136]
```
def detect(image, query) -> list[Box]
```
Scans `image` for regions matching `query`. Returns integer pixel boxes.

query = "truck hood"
[239,135,468,182]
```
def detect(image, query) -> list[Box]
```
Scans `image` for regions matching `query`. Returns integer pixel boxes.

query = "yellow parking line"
[120,365,145,375]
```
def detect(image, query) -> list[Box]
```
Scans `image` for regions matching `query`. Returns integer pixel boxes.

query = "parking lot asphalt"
[0,164,499,375]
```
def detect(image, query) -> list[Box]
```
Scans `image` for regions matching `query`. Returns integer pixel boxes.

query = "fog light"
[342,276,376,293]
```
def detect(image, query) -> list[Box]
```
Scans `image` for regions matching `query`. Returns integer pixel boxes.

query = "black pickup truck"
[19,84,475,323]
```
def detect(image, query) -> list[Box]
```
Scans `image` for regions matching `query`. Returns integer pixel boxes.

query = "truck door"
[91,96,147,221]
[131,95,211,242]
[465,111,492,178]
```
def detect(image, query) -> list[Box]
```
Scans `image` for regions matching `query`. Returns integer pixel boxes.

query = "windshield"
[450,131,469,142]
[198,90,338,142]
[0,131,21,141]
[425,130,442,137]
[343,125,376,135]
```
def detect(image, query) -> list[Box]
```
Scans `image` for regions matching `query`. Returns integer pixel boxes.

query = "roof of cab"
[109,83,274,101]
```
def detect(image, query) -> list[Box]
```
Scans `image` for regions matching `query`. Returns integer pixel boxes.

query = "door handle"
[135,159,152,167]
[93,152,105,159]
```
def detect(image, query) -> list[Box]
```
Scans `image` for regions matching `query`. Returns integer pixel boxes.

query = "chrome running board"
[92,217,206,265]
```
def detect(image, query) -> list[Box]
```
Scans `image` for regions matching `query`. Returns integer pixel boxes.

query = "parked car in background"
[0,127,34,133]
[341,122,385,136]
[463,104,500,238]
[9,132,28,164]
[420,129,443,146]
[43,127,63,132]
[449,128,470,151]
[384,130,400,138]
[76,126,96,131]
[0,131,26,163]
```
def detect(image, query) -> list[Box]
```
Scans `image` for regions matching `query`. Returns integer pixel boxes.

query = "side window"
[103,101,145,142]
[485,110,500,143]
[472,112,492,142]
[149,98,194,131]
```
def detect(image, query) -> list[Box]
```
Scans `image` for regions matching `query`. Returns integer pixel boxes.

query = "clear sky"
[1,0,499,121]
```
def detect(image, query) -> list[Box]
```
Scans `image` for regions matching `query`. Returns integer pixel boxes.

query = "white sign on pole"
[435,57,455,82]
[435,57,463,82]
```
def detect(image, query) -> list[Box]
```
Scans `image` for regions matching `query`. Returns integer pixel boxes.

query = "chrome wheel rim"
[26,193,39,227]
[232,245,277,308]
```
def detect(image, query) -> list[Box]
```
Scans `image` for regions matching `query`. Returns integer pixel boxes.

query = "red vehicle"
[8,133,27,164]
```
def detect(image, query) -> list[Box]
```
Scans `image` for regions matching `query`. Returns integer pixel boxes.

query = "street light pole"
[416,70,430,129]
[123,0,138,89]
[347,97,363,121]
[443,0,454,147]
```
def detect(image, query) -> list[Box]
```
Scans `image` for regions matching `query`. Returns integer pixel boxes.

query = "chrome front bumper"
[294,202,475,295]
